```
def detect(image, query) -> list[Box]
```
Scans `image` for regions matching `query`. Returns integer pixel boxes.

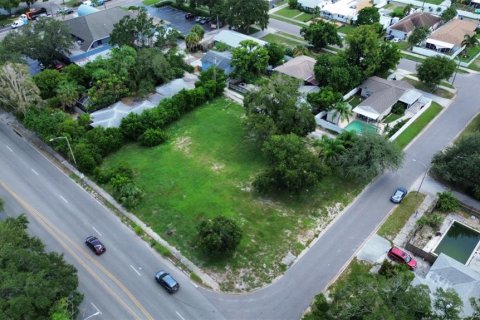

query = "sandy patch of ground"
[174,136,192,154]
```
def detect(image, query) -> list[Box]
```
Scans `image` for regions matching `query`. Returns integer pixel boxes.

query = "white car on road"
[11,14,28,29]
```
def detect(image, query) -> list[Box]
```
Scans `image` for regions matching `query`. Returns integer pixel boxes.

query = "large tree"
[0,63,42,115]
[244,74,315,142]
[231,40,269,82]
[226,0,269,33]
[0,0,20,14]
[254,133,325,193]
[416,56,456,90]
[3,19,73,66]
[431,132,480,199]
[196,216,242,256]
[314,54,362,93]
[300,20,342,50]
[441,5,457,22]
[356,7,380,25]
[265,42,286,67]
[307,87,343,114]
[377,41,401,75]
[0,215,83,319]
[408,26,429,47]
[336,132,403,180]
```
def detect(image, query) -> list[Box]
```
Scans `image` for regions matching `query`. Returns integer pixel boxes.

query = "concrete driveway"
[147,5,211,35]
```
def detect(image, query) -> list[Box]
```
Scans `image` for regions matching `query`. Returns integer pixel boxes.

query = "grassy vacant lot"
[102,98,363,291]
[377,193,426,241]
[394,102,443,149]
[262,33,304,48]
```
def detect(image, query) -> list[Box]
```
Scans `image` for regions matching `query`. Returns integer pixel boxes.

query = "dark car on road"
[390,187,408,203]
[155,270,179,293]
[56,7,74,15]
[85,236,106,255]
[388,247,417,270]
[185,13,195,20]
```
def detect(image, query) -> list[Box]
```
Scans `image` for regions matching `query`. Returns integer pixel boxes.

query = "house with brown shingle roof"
[387,12,441,41]
[273,55,317,85]
[425,18,477,53]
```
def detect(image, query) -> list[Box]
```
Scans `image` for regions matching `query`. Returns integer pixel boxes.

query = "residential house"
[387,12,441,41]
[352,76,423,122]
[64,7,133,65]
[298,0,322,11]
[425,18,477,54]
[320,0,371,24]
[201,50,233,75]
[413,253,480,318]
[273,55,317,85]
[213,30,267,49]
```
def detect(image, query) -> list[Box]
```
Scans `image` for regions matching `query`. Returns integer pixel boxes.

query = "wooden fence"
[405,242,437,264]
[459,201,480,219]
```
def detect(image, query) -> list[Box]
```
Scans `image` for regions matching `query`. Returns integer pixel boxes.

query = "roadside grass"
[297,12,314,22]
[102,98,364,291]
[270,15,307,27]
[456,113,480,141]
[262,33,304,48]
[404,78,455,99]
[275,7,303,18]
[277,31,305,41]
[397,41,410,51]
[460,44,480,62]
[338,24,356,35]
[65,0,82,6]
[383,113,402,124]
[401,52,425,63]
[423,0,445,4]
[377,193,426,241]
[393,102,443,149]
[142,0,161,5]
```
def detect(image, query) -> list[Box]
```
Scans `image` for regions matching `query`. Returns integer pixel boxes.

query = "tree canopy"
[356,7,380,25]
[0,215,83,319]
[265,42,286,67]
[196,216,242,255]
[307,87,343,114]
[441,5,457,22]
[416,56,456,90]
[300,20,342,50]
[336,132,404,180]
[231,40,269,82]
[225,0,269,33]
[408,26,429,47]
[254,133,325,193]
[244,75,315,142]
[314,54,362,93]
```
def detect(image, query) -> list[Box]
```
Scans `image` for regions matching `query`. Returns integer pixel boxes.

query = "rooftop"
[213,30,267,49]
[273,55,317,84]
[428,18,477,46]
[389,12,441,33]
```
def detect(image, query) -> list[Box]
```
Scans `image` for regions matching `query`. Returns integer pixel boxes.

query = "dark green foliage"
[231,40,269,82]
[62,64,90,88]
[307,87,343,113]
[300,20,342,50]
[95,162,134,184]
[244,75,315,143]
[73,141,101,174]
[441,5,457,22]
[336,132,404,181]
[0,215,83,319]
[198,67,227,95]
[431,132,480,199]
[265,42,286,67]
[435,191,459,212]
[85,127,124,157]
[33,69,64,99]
[110,7,157,48]
[433,287,463,320]
[378,259,409,278]
[408,26,429,47]
[254,134,324,193]
[225,0,269,33]
[417,56,456,90]
[120,113,146,141]
[314,54,362,93]
[356,7,380,25]
[417,213,442,228]
[139,128,168,147]
[196,216,242,255]
[391,103,405,115]
[110,175,144,209]
[288,0,298,9]
[387,119,408,138]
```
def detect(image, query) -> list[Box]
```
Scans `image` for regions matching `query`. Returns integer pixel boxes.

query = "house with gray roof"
[352,76,423,121]
[201,50,233,75]
[387,12,441,41]
[413,253,480,318]
[64,7,133,63]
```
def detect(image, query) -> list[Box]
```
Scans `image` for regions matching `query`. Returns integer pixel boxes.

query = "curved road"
[0,72,478,320]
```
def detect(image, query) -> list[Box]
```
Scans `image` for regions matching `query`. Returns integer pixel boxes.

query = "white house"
[213,30,267,48]
[320,0,370,24]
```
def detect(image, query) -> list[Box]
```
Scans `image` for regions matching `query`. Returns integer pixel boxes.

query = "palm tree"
[332,101,353,125]
[315,135,346,164]
[462,34,478,49]
[337,130,358,149]
[185,31,200,52]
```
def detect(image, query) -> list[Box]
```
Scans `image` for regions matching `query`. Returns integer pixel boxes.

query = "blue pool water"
[345,120,377,134]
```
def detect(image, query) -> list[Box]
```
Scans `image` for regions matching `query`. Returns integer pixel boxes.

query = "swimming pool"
[434,221,480,264]
[344,120,378,134]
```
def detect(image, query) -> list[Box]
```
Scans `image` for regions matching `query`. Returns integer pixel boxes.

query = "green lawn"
[297,12,314,22]
[277,31,305,41]
[262,33,304,48]
[394,102,443,149]
[383,113,403,124]
[401,53,426,63]
[275,7,303,18]
[460,44,480,63]
[457,113,480,141]
[102,98,363,291]
[377,193,426,241]
[142,0,161,5]
[404,78,455,99]
[348,95,363,107]
[423,0,444,4]
[338,24,356,35]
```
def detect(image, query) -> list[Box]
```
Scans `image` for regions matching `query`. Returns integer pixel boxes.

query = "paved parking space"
[146,5,211,35]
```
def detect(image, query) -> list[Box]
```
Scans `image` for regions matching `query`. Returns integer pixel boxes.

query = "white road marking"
[176,311,186,320]
[59,195,69,203]
[31,168,39,176]
[130,264,141,276]
[6,145,13,152]
[83,303,102,320]
[193,283,199,288]
[92,226,102,236]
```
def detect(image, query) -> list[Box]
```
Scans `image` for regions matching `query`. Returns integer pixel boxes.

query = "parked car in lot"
[390,187,408,203]
[26,7,47,20]
[155,270,179,293]
[199,17,210,25]
[85,236,106,255]
[195,16,203,23]
[56,7,74,15]
[388,247,417,270]
[185,13,195,20]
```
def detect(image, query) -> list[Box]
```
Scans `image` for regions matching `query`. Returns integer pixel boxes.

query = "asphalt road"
[0,122,224,320]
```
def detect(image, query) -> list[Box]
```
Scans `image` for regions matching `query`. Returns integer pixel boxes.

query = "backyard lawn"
[275,7,303,18]
[394,102,443,149]
[377,193,426,241]
[383,113,402,124]
[338,24,356,35]
[460,44,480,63]
[261,33,304,48]
[102,98,363,291]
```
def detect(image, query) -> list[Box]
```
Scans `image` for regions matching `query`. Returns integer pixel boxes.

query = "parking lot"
[146,5,212,35]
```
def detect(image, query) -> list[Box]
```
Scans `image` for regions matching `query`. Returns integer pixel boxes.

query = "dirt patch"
[174,136,192,155]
